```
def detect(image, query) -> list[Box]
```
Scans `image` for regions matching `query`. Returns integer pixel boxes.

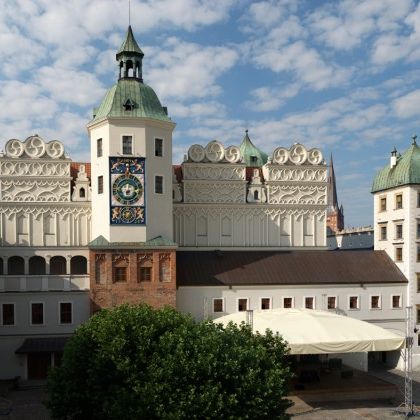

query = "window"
[417,222,420,238]
[237,298,248,312]
[2,303,15,326]
[31,303,44,325]
[98,176,103,194]
[349,296,359,310]
[396,247,403,261]
[122,135,133,154]
[254,190,259,200]
[417,246,420,262]
[418,334,420,347]
[417,273,420,293]
[380,197,386,212]
[396,194,403,209]
[327,296,337,310]
[305,297,315,309]
[418,192,420,207]
[155,175,163,194]
[159,255,171,282]
[139,267,151,282]
[213,298,224,313]
[97,138,102,157]
[250,155,258,164]
[283,297,293,309]
[395,224,403,240]
[114,267,127,282]
[380,226,387,240]
[370,295,381,309]
[112,255,129,283]
[59,302,72,324]
[261,298,271,310]
[155,138,163,157]
[417,306,420,324]
[392,295,402,309]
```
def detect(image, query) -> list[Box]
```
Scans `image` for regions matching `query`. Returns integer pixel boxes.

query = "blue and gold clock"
[112,174,143,205]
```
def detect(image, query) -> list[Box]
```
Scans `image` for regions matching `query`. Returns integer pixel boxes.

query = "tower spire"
[116,26,144,82]
[326,154,344,231]
[327,154,338,209]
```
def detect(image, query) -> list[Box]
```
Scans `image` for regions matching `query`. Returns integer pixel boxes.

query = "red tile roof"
[70,162,91,180]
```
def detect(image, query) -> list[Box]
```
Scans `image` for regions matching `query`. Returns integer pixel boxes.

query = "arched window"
[79,188,85,198]
[138,255,153,282]
[126,60,134,77]
[8,256,24,275]
[29,256,46,275]
[254,190,259,200]
[112,255,129,283]
[70,256,87,275]
[50,256,66,275]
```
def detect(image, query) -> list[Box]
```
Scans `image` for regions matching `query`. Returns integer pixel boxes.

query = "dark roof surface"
[177,250,407,286]
[15,337,69,354]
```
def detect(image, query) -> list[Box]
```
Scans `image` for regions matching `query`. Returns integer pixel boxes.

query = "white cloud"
[393,89,420,118]
[246,83,301,111]
[169,101,225,118]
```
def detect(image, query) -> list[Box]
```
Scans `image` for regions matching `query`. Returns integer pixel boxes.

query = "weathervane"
[412,134,417,145]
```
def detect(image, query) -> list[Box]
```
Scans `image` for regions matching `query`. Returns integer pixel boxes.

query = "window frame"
[97,138,103,158]
[282,296,294,309]
[303,296,315,310]
[327,295,337,310]
[98,175,103,194]
[348,295,360,310]
[395,247,403,262]
[380,196,387,212]
[121,134,134,155]
[154,138,164,157]
[395,193,403,209]
[417,273,420,293]
[380,225,387,241]
[30,302,45,326]
[260,297,272,310]
[1,302,16,326]
[212,298,225,314]
[391,294,403,309]
[58,301,73,325]
[154,175,164,194]
[237,297,249,312]
[369,295,381,310]
[395,223,403,240]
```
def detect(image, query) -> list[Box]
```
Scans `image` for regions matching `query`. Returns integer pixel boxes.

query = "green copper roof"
[117,25,143,57]
[239,130,268,167]
[372,141,420,193]
[90,79,171,123]
[89,235,177,249]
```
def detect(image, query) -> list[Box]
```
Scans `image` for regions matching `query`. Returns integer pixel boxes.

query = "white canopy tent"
[215,309,405,354]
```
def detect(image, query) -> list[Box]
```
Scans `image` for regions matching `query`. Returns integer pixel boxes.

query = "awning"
[215,309,405,354]
[15,337,69,354]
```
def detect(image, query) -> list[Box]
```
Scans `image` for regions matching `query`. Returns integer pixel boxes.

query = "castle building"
[0,26,412,380]
[372,136,420,368]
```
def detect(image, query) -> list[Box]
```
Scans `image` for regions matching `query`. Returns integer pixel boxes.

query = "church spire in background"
[326,154,344,232]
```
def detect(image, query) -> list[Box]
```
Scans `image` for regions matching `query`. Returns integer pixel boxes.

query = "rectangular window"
[396,194,403,209]
[417,222,420,239]
[31,303,44,325]
[59,302,72,324]
[417,273,420,293]
[98,176,103,194]
[418,192,420,208]
[396,247,403,262]
[392,295,402,309]
[396,224,403,240]
[418,334,420,347]
[305,297,314,309]
[155,138,163,157]
[370,295,381,309]
[380,197,387,212]
[2,303,15,326]
[283,297,293,309]
[349,296,359,310]
[139,267,151,282]
[155,175,163,194]
[327,296,337,310]
[213,298,224,313]
[261,298,271,310]
[122,135,133,155]
[97,138,102,157]
[114,267,127,283]
[418,246,420,262]
[380,226,387,240]
[238,298,248,312]
[416,306,420,324]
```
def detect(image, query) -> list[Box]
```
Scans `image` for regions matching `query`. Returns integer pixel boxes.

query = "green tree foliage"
[48,304,292,419]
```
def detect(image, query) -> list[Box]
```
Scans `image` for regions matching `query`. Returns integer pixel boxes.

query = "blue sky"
[1,0,420,227]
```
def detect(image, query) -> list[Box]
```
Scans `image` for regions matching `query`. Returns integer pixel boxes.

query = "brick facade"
[89,248,177,312]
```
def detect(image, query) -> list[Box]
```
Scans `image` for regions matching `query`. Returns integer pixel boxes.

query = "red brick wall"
[89,249,176,313]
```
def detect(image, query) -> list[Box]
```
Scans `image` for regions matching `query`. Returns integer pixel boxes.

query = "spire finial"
[412,133,417,145]
[245,129,248,134]
[129,0,131,26]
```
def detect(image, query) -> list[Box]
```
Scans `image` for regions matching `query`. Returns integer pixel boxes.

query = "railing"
[0,275,90,292]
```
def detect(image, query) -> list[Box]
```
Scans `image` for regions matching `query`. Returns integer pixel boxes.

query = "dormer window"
[254,190,259,200]
[80,188,85,198]
[250,155,258,164]
[123,98,135,111]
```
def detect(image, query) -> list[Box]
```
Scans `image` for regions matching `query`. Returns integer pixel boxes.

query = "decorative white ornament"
[24,136,46,158]
[224,145,241,163]
[289,143,308,165]
[46,140,65,159]
[307,148,323,165]
[188,144,205,162]
[5,139,24,158]
[205,140,225,162]
[272,147,289,164]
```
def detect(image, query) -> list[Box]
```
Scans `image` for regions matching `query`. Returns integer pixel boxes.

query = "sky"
[1,0,420,228]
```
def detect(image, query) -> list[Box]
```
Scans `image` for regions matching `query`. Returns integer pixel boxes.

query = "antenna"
[128,0,131,26]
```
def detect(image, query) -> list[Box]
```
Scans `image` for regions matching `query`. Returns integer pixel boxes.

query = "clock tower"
[87,26,177,311]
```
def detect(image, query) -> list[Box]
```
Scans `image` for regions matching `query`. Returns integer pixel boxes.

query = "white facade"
[173,142,327,249]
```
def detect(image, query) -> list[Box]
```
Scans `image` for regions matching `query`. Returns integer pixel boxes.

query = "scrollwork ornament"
[224,145,241,163]
[205,140,225,162]
[289,143,308,165]
[5,139,24,158]
[24,136,46,158]
[272,147,289,164]
[307,148,323,165]
[188,144,205,162]
[46,140,65,159]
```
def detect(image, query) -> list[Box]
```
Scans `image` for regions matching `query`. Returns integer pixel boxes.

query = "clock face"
[112,174,143,205]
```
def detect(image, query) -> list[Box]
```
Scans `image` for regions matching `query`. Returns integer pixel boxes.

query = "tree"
[48,304,292,419]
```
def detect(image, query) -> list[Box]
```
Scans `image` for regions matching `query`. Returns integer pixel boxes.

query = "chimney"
[390,147,397,168]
